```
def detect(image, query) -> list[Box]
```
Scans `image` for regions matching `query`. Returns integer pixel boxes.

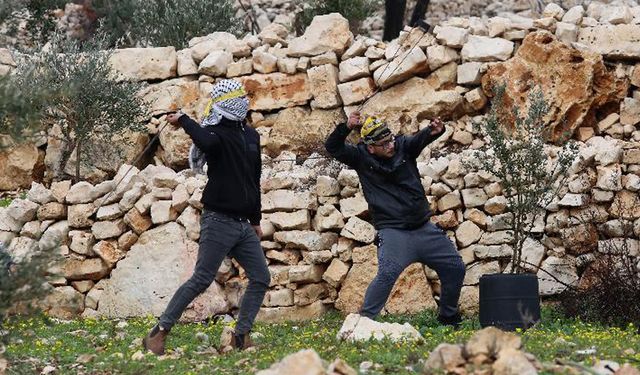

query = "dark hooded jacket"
[179,115,261,224]
[325,123,444,229]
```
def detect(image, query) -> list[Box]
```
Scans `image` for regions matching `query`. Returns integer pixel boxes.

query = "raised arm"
[169,113,221,151]
[325,111,362,168]
[405,118,446,159]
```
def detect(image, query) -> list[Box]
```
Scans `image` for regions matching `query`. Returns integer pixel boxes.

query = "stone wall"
[1,3,640,321]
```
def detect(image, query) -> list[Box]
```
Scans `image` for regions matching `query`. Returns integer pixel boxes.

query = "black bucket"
[479,273,541,331]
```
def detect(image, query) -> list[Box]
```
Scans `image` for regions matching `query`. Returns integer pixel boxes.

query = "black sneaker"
[437,312,462,329]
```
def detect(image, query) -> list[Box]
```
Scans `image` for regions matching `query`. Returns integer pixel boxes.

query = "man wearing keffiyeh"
[143,79,269,354]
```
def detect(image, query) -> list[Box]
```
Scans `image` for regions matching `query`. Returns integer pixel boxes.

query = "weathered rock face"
[239,73,312,111]
[265,107,346,156]
[287,13,353,57]
[98,222,229,320]
[0,143,42,191]
[109,47,177,82]
[361,77,464,134]
[158,123,191,170]
[482,31,628,143]
[140,77,201,116]
[577,25,640,60]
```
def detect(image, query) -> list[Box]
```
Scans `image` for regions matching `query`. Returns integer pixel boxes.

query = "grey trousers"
[159,210,270,334]
[360,221,465,319]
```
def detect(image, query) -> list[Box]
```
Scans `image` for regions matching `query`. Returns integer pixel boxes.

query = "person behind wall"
[325,111,466,327]
[142,79,270,355]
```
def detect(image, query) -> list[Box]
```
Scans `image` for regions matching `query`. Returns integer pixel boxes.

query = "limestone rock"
[427,45,459,71]
[198,50,233,76]
[456,221,483,247]
[252,49,278,74]
[492,348,538,375]
[238,73,312,111]
[176,48,198,76]
[307,64,341,109]
[158,124,191,170]
[140,77,200,116]
[263,190,318,212]
[0,143,41,191]
[337,77,376,106]
[373,47,428,89]
[269,211,311,230]
[98,222,228,320]
[577,25,640,60]
[323,258,350,287]
[92,219,126,240]
[256,349,326,375]
[274,231,337,251]
[341,217,375,243]
[424,343,466,373]
[339,57,370,82]
[257,300,328,322]
[361,77,464,135]
[461,35,514,62]
[466,326,522,357]
[288,13,353,57]
[537,256,579,295]
[41,286,84,319]
[109,47,177,82]
[434,25,470,48]
[62,258,111,281]
[68,204,95,228]
[264,107,345,156]
[482,31,627,143]
[313,205,345,232]
[337,313,423,342]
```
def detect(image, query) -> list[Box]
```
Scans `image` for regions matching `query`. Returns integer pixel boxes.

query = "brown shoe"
[143,324,169,355]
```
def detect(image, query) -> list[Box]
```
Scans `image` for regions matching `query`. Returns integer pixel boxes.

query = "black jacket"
[325,123,443,230]
[179,115,262,225]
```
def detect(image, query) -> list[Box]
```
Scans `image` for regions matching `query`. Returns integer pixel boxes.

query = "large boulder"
[97,222,229,320]
[239,73,312,111]
[288,13,353,57]
[482,31,628,143]
[109,47,177,82]
[335,245,437,314]
[0,143,43,191]
[264,107,346,156]
[361,77,464,134]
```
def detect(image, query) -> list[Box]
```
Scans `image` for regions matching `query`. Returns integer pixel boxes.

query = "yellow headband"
[203,88,247,117]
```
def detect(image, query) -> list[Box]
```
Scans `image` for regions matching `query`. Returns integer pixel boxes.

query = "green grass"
[3,307,640,374]
[0,197,12,207]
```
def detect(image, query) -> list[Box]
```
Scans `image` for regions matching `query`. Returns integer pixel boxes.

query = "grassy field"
[3,307,639,374]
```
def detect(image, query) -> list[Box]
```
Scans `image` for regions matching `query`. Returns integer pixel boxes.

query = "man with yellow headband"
[325,111,466,328]
[143,79,269,354]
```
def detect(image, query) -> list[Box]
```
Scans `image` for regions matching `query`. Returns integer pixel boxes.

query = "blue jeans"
[360,221,465,319]
[159,210,270,334]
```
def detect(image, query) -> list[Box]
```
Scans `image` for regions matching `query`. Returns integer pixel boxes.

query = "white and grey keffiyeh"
[188,79,250,174]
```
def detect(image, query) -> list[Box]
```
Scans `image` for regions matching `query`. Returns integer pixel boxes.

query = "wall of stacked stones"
[1,3,640,320]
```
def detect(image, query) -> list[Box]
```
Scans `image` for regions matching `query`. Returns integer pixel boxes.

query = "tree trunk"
[383,0,407,41]
[74,141,81,184]
[409,0,430,27]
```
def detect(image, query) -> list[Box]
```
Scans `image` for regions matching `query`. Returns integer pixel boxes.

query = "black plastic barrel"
[479,273,541,331]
